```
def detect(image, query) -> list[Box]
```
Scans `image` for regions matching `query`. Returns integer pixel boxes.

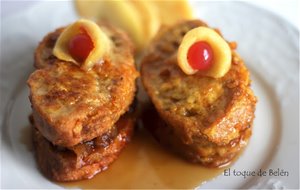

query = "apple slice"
[177,26,232,78]
[74,0,193,51]
[53,19,112,71]
[151,1,193,26]
[130,0,160,45]
[74,0,144,50]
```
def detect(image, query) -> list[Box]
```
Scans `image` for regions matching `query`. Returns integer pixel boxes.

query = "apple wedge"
[177,27,232,78]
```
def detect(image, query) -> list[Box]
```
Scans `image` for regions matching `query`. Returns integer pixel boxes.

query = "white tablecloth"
[1,0,299,30]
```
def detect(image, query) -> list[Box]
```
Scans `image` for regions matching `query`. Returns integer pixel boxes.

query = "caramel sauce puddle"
[59,124,226,189]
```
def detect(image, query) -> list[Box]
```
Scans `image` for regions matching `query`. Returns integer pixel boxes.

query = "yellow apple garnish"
[53,19,112,71]
[74,0,193,51]
[130,0,160,45]
[152,1,193,26]
[177,27,232,78]
[74,1,144,51]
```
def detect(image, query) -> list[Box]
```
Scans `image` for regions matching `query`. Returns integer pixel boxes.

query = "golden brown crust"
[141,20,256,146]
[34,28,64,69]
[28,24,138,147]
[32,113,135,182]
[34,23,135,69]
[29,60,137,147]
[142,104,251,167]
[140,20,256,167]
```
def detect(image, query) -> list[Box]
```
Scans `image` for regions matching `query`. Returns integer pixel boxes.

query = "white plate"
[1,1,299,189]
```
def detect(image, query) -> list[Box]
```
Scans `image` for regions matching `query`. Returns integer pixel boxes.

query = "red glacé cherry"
[68,30,94,62]
[187,41,213,70]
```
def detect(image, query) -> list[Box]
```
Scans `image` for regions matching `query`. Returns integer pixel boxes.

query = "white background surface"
[245,0,299,29]
[1,0,300,30]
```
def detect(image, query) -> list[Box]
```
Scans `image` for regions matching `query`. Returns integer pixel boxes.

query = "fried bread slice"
[28,24,138,147]
[34,23,135,69]
[141,20,256,160]
[29,60,137,147]
[32,113,135,181]
[34,28,64,69]
[142,104,251,167]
